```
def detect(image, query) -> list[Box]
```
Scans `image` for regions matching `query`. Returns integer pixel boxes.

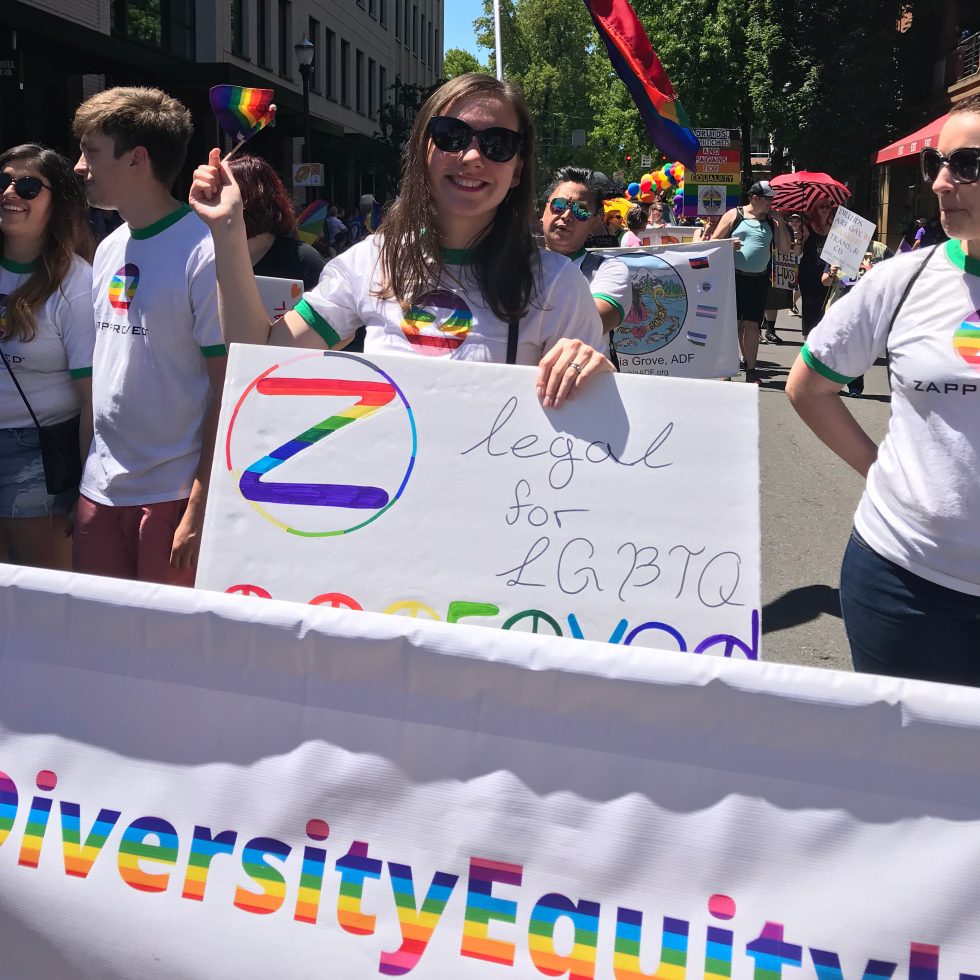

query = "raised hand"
[188,147,244,228]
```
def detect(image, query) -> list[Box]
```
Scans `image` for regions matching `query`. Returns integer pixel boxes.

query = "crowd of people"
[1,76,978,688]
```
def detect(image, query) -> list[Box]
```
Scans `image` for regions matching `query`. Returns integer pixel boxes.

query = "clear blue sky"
[443,1,490,57]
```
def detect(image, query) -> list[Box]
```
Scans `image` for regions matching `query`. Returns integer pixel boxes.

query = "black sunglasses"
[920,146,980,184]
[549,197,592,221]
[427,116,523,163]
[0,173,52,200]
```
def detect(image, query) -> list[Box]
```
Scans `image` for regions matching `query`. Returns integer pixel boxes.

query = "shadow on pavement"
[762,584,841,634]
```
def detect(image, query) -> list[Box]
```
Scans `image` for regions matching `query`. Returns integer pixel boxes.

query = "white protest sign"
[697,182,729,215]
[255,275,304,322]
[600,241,739,380]
[820,205,876,280]
[635,224,697,247]
[197,347,760,657]
[772,250,798,290]
[3,565,980,977]
[292,162,323,187]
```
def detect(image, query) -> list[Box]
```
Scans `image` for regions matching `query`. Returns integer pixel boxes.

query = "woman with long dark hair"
[0,144,94,569]
[189,73,607,407]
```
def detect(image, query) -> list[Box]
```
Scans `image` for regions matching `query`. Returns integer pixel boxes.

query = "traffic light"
[625,154,632,166]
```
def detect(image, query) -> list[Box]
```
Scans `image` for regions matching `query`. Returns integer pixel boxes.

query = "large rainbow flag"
[209,85,276,144]
[582,0,699,169]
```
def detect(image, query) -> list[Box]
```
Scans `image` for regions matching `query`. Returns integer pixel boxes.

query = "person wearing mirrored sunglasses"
[540,167,631,360]
[0,144,95,571]
[190,73,609,409]
[787,94,980,686]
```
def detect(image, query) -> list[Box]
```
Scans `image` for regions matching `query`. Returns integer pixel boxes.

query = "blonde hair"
[72,86,192,187]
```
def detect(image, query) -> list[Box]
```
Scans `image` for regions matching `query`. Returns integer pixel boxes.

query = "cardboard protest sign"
[686,128,741,217]
[820,206,876,280]
[196,346,759,657]
[772,250,798,290]
[2,565,980,977]
[601,240,739,380]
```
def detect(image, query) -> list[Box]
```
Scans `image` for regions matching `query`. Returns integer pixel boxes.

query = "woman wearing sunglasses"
[190,74,607,408]
[0,144,95,570]
[786,94,980,686]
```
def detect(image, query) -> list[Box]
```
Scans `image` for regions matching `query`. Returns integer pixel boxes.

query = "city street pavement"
[751,307,891,672]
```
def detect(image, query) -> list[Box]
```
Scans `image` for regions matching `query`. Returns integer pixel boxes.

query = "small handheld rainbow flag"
[582,0,699,170]
[209,85,276,159]
[296,199,328,245]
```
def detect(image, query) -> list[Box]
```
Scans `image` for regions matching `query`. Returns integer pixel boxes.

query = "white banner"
[197,348,759,657]
[600,241,739,380]
[634,224,698,248]
[1,566,980,977]
[820,206,876,280]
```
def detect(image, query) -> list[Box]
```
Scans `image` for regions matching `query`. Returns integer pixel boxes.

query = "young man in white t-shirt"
[71,86,226,586]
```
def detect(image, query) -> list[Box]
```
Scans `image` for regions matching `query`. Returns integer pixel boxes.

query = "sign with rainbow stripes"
[197,349,760,658]
[1,563,980,976]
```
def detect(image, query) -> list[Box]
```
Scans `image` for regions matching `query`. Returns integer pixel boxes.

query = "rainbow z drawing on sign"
[224,351,417,537]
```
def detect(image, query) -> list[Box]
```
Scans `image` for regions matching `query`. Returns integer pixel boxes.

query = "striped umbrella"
[769,171,850,212]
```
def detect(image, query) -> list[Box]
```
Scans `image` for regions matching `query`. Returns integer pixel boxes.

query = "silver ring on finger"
[569,361,585,374]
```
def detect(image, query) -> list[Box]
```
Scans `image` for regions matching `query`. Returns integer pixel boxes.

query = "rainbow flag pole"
[209,85,277,161]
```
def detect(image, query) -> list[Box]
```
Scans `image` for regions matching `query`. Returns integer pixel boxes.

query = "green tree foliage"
[443,48,486,79]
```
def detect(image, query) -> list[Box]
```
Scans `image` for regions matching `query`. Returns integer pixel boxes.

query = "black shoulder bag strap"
[0,348,43,431]
[506,317,519,365]
[885,245,938,390]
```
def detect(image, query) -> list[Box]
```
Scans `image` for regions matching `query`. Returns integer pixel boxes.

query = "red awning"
[874,114,949,164]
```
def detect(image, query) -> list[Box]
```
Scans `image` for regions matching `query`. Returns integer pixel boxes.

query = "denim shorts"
[0,426,76,518]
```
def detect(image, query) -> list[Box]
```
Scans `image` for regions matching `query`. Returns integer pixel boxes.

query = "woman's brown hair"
[377,73,539,321]
[0,144,94,343]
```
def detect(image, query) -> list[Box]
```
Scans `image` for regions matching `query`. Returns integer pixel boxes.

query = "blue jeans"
[840,529,980,686]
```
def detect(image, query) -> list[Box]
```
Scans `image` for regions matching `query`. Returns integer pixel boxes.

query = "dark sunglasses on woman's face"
[920,146,980,184]
[548,197,592,221]
[427,116,523,163]
[0,173,52,200]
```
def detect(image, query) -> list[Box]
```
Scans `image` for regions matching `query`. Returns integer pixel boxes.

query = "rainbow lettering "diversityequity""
[0,765,975,977]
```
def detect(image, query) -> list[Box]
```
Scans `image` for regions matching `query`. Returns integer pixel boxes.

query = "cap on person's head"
[749,180,775,199]
[360,193,376,207]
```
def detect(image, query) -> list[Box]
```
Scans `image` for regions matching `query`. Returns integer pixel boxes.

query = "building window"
[379,65,387,108]
[394,0,401,38]
[403,1,409,48]
[256,0,270,66]
[341,39,350,106]
[325,28,335,99]
[230,0,245,56]
[428,21,434,68]
[434,28,440,74]
[412,5,418,55]
[112,0,195,58]
[421,13,426,64]
[379,0,386,27]
[308,17,320,91]
[369,0,376,16]
[277,0,290,75]
[355,48,364,114]
[368,57,376,118]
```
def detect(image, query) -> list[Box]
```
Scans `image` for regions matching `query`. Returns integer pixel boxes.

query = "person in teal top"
[711,181,795,383]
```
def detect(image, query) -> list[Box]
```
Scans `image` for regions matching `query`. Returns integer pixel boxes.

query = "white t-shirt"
[803,241,980,595]
[0,254,94,428]
[294,236,603,363]
[83,205,225,507]
[569,249,631,326]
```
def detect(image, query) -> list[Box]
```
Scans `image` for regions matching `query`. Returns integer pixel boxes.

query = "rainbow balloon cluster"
[625,162,686,203]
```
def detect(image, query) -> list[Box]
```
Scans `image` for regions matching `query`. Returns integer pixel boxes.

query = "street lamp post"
[294,35,315,204]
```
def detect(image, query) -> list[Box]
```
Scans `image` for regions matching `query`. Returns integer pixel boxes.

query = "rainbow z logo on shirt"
[225,351,417,537]
[108,264,140,311]
[400,288,473,355]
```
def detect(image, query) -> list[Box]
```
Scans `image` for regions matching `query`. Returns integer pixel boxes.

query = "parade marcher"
[691,214,721,243]
[645,199,668,229]
[711,180,794,383]
[797,199,836,340]
[229,155,325,291]
[540,166,631,361]
[71,86,226,585]
[0,145,95,570]
[189,73,608,408]
[605,210,625,243]
[819,236,894,397]
[621,206,646,247]
[347,193,382,246]
[786,95,980,686]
